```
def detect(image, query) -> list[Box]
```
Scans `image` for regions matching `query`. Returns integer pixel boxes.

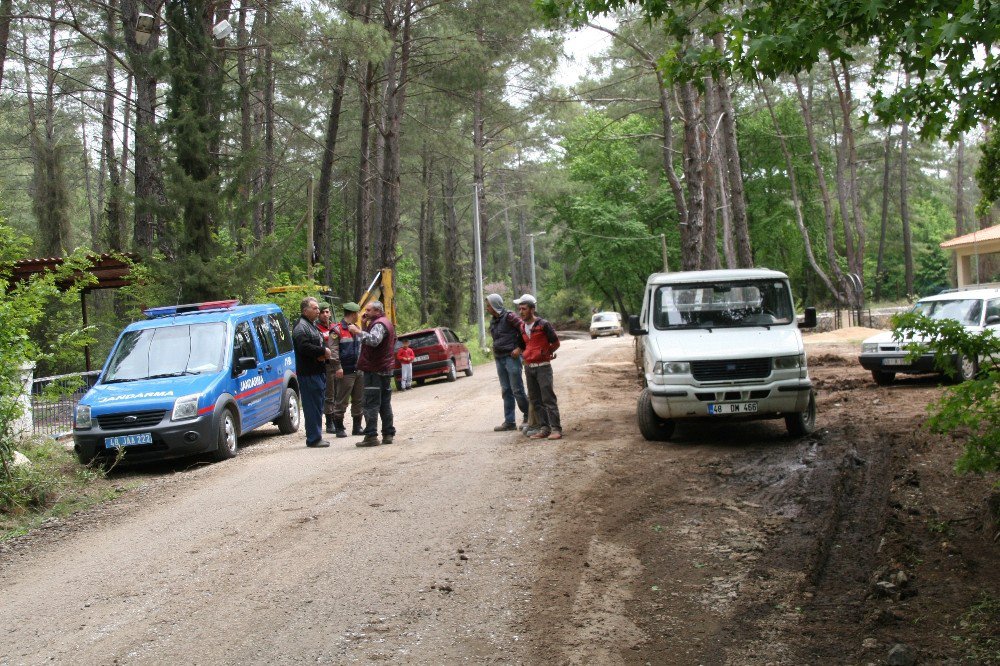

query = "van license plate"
[105,433,153,448]
[883,358,908,366]
[708,402,758,415]
[414,354,429,362]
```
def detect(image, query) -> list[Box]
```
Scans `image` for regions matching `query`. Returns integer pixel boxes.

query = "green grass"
[0,437,129,541]
[956,594,1000,664]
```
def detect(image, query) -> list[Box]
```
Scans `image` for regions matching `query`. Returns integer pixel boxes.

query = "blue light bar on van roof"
[143,299,241,319]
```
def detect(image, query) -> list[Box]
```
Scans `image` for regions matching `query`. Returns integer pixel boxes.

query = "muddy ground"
[1,333,997,665]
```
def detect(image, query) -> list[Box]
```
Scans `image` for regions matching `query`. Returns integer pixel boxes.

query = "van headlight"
[861,342,878,353]
[75,404,92,429]
[654,361,690,375]
[773,354,805,370]
[171,394,201,421]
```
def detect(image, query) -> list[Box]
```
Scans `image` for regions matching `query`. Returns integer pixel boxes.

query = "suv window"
[253,316,277,360]
[268,313,293,354]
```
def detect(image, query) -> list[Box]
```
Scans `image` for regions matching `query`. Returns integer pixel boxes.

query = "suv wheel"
[446,359,457,382]
[637,388,675,441]
[213,408,239,461]
[276,387,300,434]
[785,391,817,437]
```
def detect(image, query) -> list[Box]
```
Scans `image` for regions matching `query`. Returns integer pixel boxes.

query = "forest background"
[1,0,999,379]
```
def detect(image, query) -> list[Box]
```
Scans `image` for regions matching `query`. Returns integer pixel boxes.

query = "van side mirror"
[236,356,258,372]
[628,314,647,336]
[986,314,1000,326]
[799,307,817,329]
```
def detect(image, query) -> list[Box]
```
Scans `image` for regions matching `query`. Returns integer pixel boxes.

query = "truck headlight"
[171,394,201,421]
[861,343,878,354]
[654,361,690,374]
[773,354,805,370]
[75,404,92,429]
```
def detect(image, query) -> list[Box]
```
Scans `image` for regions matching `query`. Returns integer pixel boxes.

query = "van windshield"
[653,280,795,330]
[911,298,982,326]
[103,323,228,382]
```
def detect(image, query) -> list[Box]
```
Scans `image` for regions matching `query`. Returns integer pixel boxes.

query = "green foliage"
[975,130,1000,215]
[955,594,1000,664]
[893,312,1000,476]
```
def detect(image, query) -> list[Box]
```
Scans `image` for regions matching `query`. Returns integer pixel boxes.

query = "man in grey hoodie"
[486,293,529,431]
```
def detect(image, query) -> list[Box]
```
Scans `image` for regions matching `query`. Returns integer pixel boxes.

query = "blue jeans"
[495,355,529,425]
[300,373,326,444]
[362,372,395,436]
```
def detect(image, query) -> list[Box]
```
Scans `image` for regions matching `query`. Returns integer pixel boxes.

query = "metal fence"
[31,370,101,438]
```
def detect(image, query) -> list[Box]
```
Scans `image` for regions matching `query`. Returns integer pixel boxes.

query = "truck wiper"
[145,371,198,379]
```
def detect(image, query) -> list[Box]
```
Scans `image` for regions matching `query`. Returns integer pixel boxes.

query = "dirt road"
[1,334,997,664]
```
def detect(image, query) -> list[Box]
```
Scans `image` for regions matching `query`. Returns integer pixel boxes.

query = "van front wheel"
[785,391,817,437]
[637,388,675,441]
[276,388,300,434]
[213,408,239,461]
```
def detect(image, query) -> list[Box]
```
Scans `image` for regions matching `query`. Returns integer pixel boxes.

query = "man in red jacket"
[349,301,397,447]
[514,293,563,440]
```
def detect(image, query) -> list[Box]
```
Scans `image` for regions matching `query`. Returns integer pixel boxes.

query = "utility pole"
[528,231,546,295]
[472,184,486,349]
[660,234,669,272]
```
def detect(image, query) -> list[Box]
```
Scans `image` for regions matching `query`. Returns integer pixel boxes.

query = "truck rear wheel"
[785,391,816,437]
[637,388,675,441]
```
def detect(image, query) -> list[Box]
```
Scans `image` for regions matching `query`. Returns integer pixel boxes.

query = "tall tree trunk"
[680,80,704,270]
[900,88,914,295]
[700,64,720,270]
[713,33,752,267]
[794,73,847,295]
[262,3,275,236]
[874,127,893,301]
[761,82,844,302]
[103,0,125,251]
[418,140,432,323]
[354,47,375,295]
[377,0,412,269]
[122,0,164,253]
[442,168,463,328]
[236,1,252,250]
[828,93,857,280]
[500,177,518,290]
[955,133,966,236]
[835,60,865,276]
[315,55,350,282]
[80,102,99,251]
[0,0,12,91]
[119,72,132,186]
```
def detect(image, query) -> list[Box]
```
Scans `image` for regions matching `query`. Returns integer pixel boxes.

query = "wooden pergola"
[10,253,140,371]
[940,225,1000,287]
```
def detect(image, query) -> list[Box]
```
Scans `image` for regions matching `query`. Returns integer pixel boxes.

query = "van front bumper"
[648,379,812,420]
[73,412,219,465]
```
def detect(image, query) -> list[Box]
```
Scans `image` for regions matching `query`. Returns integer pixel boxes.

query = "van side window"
[253,316,278,360]
[268,313,293,354]
[233,321,256,370]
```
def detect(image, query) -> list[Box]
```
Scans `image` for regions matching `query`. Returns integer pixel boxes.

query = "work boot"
[381,434,394,445]
[494,422,517,432]
[334,417,347,439]
[356,434,380,447]
[325,414,335,434]
[351,416,364,436]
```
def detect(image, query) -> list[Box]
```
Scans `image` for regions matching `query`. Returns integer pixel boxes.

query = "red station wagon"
[393,327,474,388]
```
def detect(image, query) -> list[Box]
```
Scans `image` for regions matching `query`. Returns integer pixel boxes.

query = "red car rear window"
[400,332,439,348]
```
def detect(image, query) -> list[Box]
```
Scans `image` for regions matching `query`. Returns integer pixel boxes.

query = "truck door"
[251,315,283,422]
[233,320,263,429]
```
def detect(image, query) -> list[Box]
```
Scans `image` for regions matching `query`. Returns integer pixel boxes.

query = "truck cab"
[629,269,817,440]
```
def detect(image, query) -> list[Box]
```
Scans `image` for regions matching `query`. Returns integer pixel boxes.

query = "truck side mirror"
[236,356,258,372]
[628,314,647,336]
[799,307,817,329]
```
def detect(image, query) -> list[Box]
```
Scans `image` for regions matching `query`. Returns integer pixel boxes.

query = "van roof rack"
[143,299,241,318]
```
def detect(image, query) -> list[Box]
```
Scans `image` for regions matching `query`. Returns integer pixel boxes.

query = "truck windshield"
[653,280,795,330]
[102,323,228,383]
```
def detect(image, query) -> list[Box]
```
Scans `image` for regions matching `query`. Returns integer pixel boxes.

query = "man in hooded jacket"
[486,293,529,431]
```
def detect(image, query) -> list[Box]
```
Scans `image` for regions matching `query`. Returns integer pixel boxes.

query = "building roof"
[940,224,1000,249]
[10,252,139,291]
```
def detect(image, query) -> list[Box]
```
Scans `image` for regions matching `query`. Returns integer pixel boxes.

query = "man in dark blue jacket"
[487,293,528,431]
[329,301,364,437]
[292,297,332,448]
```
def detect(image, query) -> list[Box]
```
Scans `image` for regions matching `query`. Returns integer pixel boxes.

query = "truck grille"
[691,358,771,382]
[97,410,166,430]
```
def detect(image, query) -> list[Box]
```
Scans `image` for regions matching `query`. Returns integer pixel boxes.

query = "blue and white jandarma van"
[73,300,301,465]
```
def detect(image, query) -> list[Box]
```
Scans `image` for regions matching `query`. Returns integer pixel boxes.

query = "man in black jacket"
[486,293,528,431]
[292,297,332,448]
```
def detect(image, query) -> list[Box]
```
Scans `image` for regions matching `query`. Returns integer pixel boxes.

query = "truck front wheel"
[637,388,675,441]
[785,391,817,437]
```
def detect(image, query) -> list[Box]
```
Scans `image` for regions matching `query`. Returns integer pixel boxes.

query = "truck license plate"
[414,354,429,362]
[105,433,153,448]
[883,358,908,366]
[708,402,758,415]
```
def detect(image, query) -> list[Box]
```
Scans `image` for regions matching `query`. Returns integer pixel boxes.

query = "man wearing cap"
[292,296,333,448]
[348,301,397,447]
[515,293,563,440]
[486,293,528,431]
[329,301,364,437]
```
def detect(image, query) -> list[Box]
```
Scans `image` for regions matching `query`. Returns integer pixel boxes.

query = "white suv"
[859,287,1000,385]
